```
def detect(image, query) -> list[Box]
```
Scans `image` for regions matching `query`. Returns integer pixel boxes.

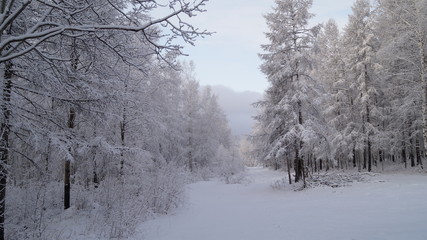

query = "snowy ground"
[134,167,427,240]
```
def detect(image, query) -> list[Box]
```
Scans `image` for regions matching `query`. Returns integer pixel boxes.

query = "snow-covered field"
[135,167,427,240]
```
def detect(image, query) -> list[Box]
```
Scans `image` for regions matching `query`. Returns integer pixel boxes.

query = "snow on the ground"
[134,167,427,240]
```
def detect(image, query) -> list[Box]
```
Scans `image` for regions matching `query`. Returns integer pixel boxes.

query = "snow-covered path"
[136,168,427,240]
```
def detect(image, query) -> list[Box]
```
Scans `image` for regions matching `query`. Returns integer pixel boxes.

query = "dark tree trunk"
[416,138,423,168]
[402,142,407,169]
[294,143,304,183]
[45,139,52,173]
[120,119,125,176]
[188,135,193,172]
[357,150,362,172]
[419,37,427,157]
[363,147,367,170]
[286,157,292,185]
[64,107,75,210]
[64,41,78,210]
[364,64,372,172]
[353,147,357,168]
[294,144,301,182]
[367,138,372,172]
[92,152,99,188]
[314,159,318,172]
[0,60,12,240]
[119,82,128,176]
[64,160,71,209]
[294,100,304,183]
[302,160,306,188]
[410,137,415,167]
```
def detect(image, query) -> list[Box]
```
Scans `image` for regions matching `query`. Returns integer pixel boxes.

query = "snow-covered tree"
[341,0,380,172]
[256,0,322,184]
[375,0,427,168]
[0,1,211,238]
[313,19,349,169]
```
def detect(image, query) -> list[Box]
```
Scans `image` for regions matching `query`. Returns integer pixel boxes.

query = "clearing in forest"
[137,167,427,240]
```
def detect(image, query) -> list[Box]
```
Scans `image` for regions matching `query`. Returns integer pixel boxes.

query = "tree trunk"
[353,147,357,168]
[302,161,306,188]
[420,38,427,157]
[0,60,12,240]
[92,153,99,188]
[64,40,78,210]
[294,143,301,182]
[416,137,423,168]
[64,107,75,210]
[64,160,71,209]
[401,140,407,169]
[410,137,415,167]
[367,139,372,172]
[314,158,318,172]
[119,80,128,176]
[45,138,52,173]
[364,64,372,172]
[294,100,304,183]
[357,150,362,172]
[188,136,193,172]
[294,143,304,183]
[363,147,367,170]
[286,157,292,185]
[120,117,125,176]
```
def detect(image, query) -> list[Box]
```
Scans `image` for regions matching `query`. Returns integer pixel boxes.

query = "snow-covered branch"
[0,0,210,62]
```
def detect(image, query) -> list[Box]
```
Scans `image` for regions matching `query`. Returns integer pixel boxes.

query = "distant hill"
[209,85,263,137]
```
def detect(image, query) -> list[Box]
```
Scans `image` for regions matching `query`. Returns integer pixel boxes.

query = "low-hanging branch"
[0,0,211,62]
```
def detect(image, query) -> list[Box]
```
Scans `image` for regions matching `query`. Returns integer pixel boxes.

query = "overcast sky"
[181,0,355,93]
[173,0,357,136]
[209,86,262,137]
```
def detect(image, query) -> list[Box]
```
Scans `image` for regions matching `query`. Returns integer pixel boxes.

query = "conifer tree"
[257,0,321,184]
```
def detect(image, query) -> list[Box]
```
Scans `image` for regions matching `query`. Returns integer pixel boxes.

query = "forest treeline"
[0,1,242,239]
[250,0,427,185]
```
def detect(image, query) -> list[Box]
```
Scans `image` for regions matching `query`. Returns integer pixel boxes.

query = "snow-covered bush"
[6,180,63,240]
[307,172,377,188]
[213,145,245,184]
[144,162,189,215]
[5,152,190,240]
[271,178,304,191]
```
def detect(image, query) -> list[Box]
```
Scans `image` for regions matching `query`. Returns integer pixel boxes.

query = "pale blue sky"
[181,0,355,93]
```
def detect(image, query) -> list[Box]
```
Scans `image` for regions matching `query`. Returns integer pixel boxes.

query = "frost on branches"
[251,0,427,186]
[0,0,242,239]
[255,0,324,186]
